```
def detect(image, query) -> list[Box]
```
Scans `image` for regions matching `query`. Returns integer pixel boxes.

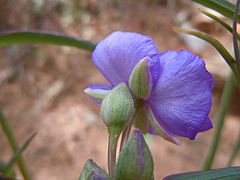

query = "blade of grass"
[232,0,240,71]
[193,0,240,23]
[3,133,36,176]
[0,109,31,180]
[228,130,240,166]
[200,9,240,41]
[174,28,240,86]
[202,73,235,170]
[0,31,96,52]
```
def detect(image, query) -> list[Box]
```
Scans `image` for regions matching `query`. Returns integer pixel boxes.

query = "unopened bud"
[115,129,154,180]
[79,159,110,180]
[100,83,134,135]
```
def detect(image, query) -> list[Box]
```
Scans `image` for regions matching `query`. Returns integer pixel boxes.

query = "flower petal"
[148,50,214,140]
[92,31,160,86]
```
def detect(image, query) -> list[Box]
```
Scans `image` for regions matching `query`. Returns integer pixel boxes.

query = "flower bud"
[129,57,152,100]
[79,159,110,180]
[115,129,154,180]
[100,83,134,135]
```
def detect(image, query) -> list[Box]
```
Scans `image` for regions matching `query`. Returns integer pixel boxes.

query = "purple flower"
[89,31,214,141]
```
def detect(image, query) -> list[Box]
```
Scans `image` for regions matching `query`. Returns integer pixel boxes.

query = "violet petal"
[148,50,214,140]
[92,31,160,86]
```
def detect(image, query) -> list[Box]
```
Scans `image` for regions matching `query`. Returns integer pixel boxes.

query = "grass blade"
[193,0,240,23]
[200,9,240,41]
[3,133,37,175]
[202,73,235,170]
[0,109,31,180]
[0,31,96,52]
[228,131,240,166]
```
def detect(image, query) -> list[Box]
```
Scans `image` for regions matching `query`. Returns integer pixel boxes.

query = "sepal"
[84,87,110,104]
[79,159,111,180]
[129,57,152,100]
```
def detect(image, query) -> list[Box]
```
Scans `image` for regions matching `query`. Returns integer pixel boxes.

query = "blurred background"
[0,0,239,179]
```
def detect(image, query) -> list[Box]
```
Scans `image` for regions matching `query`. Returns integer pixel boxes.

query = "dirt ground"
[0,1,240,180]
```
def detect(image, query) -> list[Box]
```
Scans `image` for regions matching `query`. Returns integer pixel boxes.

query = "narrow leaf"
[0,31,96,51]
[202,73,235,170]
[193,0,240,23]
[228,131,240,166]
[164,166,240,180]
[3,133,37,175]
[200,9,240,41]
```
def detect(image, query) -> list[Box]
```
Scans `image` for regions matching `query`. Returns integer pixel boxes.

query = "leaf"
[0,31,96,51]
[164,166,240,180]
[193,0,240,23]
[200,9,240,41]
[3,133,37,175]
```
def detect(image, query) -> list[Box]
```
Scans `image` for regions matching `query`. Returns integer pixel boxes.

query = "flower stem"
[0,109,31,180]
[108,132,119,178]
[119,118,134,152]
[202,73,235,170]
[119,100,141,152]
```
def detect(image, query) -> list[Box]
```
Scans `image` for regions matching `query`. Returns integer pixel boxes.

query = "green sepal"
[129,58,152,100]
[134,105,149,134]
[79,159,111,180]
[115,129,154,180]
[84,87,110,103]
[100,83,134,135]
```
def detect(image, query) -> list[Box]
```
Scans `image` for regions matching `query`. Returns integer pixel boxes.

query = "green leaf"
[200,9,240,41]
[3,133,36,175]
[0,31,96,51]
[164,166,240,180]
[228,131,240,166]
[193,0,240,23]
[202,73,235,170]
[0,161,16,178]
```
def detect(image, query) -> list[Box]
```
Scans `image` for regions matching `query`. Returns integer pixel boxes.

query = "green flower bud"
[100,83,134,135]
[115,129,154,180]
[79,159,110,180]
[129,57,152,100]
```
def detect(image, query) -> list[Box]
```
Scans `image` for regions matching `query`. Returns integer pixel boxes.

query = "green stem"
[119,118,134,152]
[108,132,119,178]
[202,73,235,170]
[0,109,31,180]
[228,131,240,166]
[119,100,142,152]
